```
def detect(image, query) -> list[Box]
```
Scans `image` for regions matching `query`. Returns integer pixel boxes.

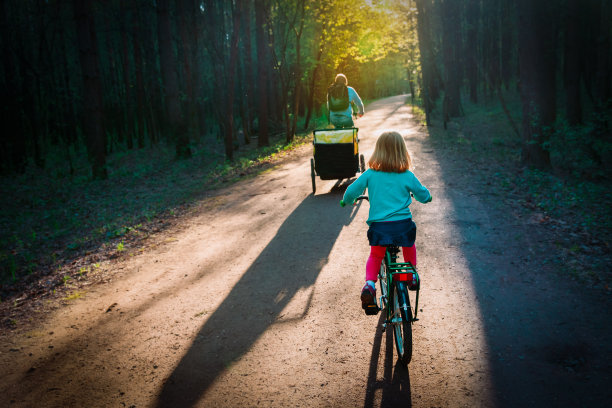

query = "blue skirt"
[367,218,417,247]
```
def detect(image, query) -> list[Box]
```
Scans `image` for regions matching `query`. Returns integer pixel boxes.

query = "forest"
[1,0,610,290]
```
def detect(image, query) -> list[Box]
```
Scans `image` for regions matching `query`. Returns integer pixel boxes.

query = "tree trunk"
[177,0,197,146]
[518,0,555,168]
[132,8,146,149]
[441,0,463,124]
[415,0,435,126]
[500,1,514,90]
[0,1,26,173]
[594,0,611,105]
[255,0,269,146]
[483,0,501,97]
[223,2,242,160]
[303,28,323,130]
[289,0,306,142]
[240,0,254,144]
[73,0,107,179]
[119,4,134,149]
[465,0,479,103]
[564,0,583,126]
[157,0,190,159]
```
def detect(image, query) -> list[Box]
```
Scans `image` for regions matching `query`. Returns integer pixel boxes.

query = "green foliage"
[550,118,612,179]
[0,127,316,285]
[64,291,84,301]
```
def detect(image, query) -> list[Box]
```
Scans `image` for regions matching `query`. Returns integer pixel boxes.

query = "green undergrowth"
[0,128,315,289]
[421,94,611,288]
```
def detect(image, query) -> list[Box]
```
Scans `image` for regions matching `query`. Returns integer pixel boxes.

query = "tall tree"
[176,0,197,145]
[239,0,255,144]
[465,0,479,103]
[0,1,26,173]
[132,6,147,149]
[157,0,190,159]
[500,0,514,90]
[224,1,242,160]
[73,0,107,179]
[441,0,463,125]
[564,0,583,126]
[289,0,306,142]
[517,0,556,168]
[255,0,270,146]
[415,0,436,126]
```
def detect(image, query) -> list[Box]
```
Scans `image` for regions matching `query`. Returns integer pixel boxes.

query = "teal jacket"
[328,86,364,121]
[343,169,431,225]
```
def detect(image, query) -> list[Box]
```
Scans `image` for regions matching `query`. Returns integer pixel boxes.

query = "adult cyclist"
[327,73,364,128]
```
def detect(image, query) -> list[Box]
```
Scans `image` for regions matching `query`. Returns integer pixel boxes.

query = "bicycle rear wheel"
[392,281,413,366]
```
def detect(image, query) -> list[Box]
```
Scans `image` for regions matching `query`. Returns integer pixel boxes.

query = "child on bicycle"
[341,131,432,313]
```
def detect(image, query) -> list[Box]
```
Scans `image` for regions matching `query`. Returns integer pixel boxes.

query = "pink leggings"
[365,245,416,282]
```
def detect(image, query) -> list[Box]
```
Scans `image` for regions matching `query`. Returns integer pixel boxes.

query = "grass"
[420,93,611,288]
[63,291,84,301]
[0,122,320,292]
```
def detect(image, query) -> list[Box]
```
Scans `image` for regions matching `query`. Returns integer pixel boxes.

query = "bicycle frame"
[379,246,420,324]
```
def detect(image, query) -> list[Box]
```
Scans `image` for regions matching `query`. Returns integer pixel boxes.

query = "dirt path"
[1,95,611,407]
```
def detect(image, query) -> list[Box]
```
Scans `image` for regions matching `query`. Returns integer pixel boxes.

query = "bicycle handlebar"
[340,195,369,207]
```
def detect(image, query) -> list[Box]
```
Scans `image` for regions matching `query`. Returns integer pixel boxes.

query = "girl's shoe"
[361,284,379,315]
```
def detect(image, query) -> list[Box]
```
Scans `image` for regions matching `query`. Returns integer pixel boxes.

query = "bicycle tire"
[392,281,413,366]
[378,262,389,309]
[310,158,316,194]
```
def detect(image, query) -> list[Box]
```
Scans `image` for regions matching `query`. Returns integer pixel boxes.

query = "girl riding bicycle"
[342,131,432,314]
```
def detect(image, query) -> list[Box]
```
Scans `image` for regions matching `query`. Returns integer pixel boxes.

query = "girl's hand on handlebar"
[340,195,368,207]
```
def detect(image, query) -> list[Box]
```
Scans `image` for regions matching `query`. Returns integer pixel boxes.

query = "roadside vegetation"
[418,94,611,291]
[1,0,610,324]
[0,116,321,305]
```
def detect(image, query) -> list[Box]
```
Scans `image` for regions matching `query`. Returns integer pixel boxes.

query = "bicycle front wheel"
[392,281,413,366]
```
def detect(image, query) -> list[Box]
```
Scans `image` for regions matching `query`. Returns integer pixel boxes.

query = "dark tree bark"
[289,0,306,142]
[189,0,204,139]
[119,3,134,149]
[500,0,514,90]
[482,0,501,96]
[441,0,463,125]
[518,0,556,168]
[177,0,198,145]
[303,27,323,130]
[465,0,479,103]
[564,0,583,126]
[593,0,611,106]
[223,1,242,160]
[157,0,190,158]
[73,0,107,179]
[132,8,146,149]
[240,0,254,144]
[0,2,26,173]
[255,0,269,146]
[415,0,435,126]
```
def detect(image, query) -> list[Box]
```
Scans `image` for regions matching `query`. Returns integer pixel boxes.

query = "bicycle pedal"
[364,305,379,315]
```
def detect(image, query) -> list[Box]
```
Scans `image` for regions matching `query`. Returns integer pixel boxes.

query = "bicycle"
[341,195,420,366]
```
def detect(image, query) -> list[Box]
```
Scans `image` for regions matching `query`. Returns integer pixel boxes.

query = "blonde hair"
[334,73,348,85]
[368,131,412,173]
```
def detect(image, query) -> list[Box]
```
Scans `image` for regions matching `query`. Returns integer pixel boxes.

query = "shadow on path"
[422,127,612,407]
[364,313,412,408]
[155,187,357,407]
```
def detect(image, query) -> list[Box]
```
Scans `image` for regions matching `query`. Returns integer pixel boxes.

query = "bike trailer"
[310,127,365,194]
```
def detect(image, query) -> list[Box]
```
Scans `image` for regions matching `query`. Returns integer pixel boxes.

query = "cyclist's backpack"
[327,83,350,111]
